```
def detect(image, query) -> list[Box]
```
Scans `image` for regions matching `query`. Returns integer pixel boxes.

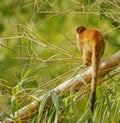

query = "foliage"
[0,0,120,122]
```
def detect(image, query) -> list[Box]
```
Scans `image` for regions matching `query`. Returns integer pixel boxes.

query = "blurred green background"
[0,0,120,122]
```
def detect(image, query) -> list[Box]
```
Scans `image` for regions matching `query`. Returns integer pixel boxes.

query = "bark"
[6,51,120,122]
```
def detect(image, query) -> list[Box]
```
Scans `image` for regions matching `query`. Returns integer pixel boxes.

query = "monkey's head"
[76,26,86,34]
[76,26,86,39]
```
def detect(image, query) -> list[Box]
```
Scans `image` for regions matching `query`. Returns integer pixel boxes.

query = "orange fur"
[76,26,105,112]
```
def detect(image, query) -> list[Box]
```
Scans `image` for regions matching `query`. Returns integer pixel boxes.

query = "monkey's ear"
[76,26,86,34]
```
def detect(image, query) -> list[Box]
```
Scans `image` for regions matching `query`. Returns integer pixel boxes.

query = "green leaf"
[51,91,59,112]
[0,113,13,121]
[22,69,32,80]
[47,109,55,123]
[37,93,50,123]
[11,96,16,118]
[54,111,58,123]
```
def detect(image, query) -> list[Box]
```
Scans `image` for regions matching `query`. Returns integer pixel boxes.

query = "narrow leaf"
[51,91,59,112]
[37,93,50,123]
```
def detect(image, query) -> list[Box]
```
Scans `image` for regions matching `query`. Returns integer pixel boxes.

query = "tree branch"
[6,51,120,122]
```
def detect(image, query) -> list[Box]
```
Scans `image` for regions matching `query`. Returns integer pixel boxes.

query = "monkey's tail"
[90,46,99,113]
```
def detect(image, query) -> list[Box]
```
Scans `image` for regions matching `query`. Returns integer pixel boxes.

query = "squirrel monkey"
[76,26,105,112]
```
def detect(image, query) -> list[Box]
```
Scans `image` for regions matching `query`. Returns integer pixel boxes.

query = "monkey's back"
[80,28,105,58]
[80,28,104,44]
